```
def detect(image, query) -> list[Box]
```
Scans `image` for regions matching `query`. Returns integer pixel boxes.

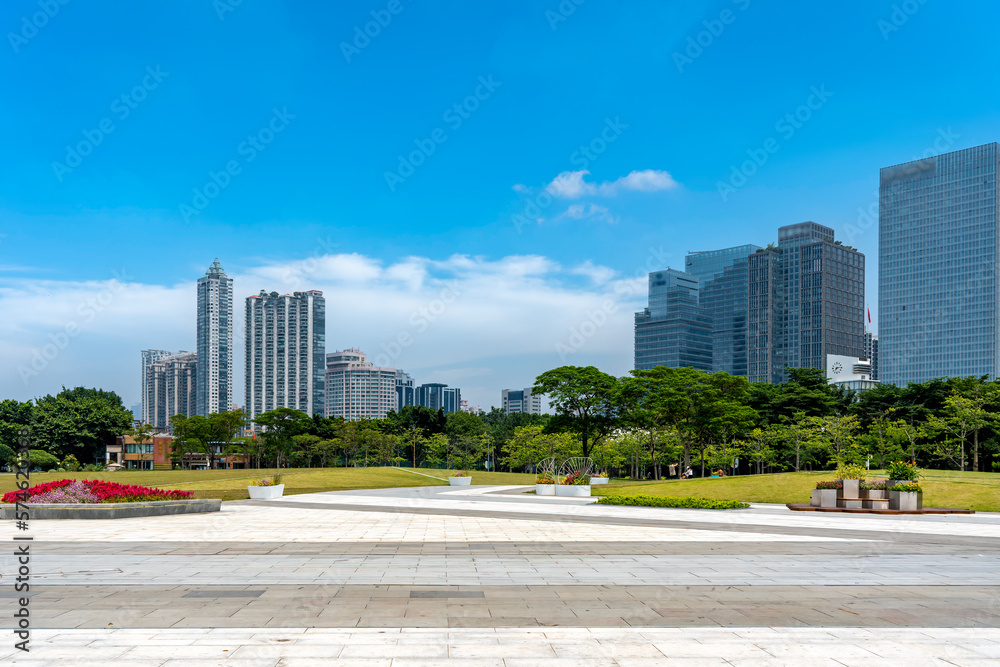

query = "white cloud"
[559,203,619,224]
[0,254,645,412]
[543,169,679,198]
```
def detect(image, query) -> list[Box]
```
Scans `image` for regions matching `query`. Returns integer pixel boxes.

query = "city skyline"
[4,1,1000,410]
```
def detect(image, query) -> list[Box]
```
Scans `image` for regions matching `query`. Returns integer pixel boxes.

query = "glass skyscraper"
[196,259,233,416]
[685,244,761,376]
[634,268,712,371]
[748,223,865,383]
[879,142,1000,384]
[636,225,864,382]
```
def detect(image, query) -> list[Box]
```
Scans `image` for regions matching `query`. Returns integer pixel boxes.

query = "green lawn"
[593,470,1000,512]
[4,467,996,511]
[0,467,537,502]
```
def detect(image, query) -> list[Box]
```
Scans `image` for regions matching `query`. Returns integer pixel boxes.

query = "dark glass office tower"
[685,244,761,376]
[747,223,865,383]
[634,269,713,371]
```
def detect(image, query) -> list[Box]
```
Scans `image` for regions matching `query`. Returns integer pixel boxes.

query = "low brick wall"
[0,498,222,519]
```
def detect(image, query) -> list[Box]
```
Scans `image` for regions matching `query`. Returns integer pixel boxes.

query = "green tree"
[0,399,34,452]
[532,366,620,459]
[31,387,134,463]
[254,408,312,468]
[0,443,17,465]
[500,425,578,471]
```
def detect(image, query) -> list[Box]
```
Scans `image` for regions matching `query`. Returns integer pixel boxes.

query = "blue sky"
[2,0,999,409]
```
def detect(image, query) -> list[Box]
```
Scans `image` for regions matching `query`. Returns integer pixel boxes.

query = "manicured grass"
[0,467,538,502]
[592,470,1000,512]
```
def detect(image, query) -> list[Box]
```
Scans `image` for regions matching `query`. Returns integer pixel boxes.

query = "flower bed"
[3,479,194,504]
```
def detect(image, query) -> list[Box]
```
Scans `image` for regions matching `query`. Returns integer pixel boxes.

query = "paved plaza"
[3,484,1000,665]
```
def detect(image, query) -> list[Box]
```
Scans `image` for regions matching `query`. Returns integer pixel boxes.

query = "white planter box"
[535,484,556,495]
[889,490,923,511]
[448,476,472,486]
[555,485,591,497]
[836,479,861,499]
[247,484,284,500]
[590,477,609,485]
[811,489,839,508]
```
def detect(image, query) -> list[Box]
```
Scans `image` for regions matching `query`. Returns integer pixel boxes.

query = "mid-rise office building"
[395,370,415,412]
[748,223,865,383]
[501,388,543,415]
[634,268,712,371]
[685,245,761,376]
[196,259,233,416]
[416,383,461,414]
[325,349,398,420]
[245,290,326,420]
[879,142,1000,384]
[142,351,197,431]
[864,332,879,381]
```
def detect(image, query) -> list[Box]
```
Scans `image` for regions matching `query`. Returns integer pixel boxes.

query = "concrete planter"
[810,489,839,508]
[247,484,284,500]
[864,489,888,500]
[535,483,556,495]
[836,479,861,499]
[555,485,591,497]
[0,498,221,520]
[448,476,472,486]
[889,490,923,511]
[590,477,609,485]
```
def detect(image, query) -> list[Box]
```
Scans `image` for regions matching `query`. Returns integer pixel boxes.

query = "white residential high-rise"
[245,290,326,421]
[501,388,543,415]
[325,349,398,420]
[196,259,234,416]
[141,349,173,424]
[143,351,197,431]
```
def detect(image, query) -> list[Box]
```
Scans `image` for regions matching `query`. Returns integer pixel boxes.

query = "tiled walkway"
[3,484,999,665]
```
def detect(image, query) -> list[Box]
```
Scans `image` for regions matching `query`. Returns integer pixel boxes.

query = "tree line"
[4,366,1000,477]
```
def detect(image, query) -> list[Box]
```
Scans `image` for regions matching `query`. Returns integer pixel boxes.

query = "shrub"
[888,482,922,493]
[0,443,15,465]
[835,463,867,480]
[28,450,60,469]
[815,481,843,490]
[61,455,81,472]
[886,461,920,481]
[596,495,749,510]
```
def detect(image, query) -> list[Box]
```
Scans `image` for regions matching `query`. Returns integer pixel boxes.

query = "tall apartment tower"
[864,332,879,382]
[747,223,865,383]
[245,290,326,421]
[324,349,398,420]
[501,388,542,415]
[879,143,1000,385]
[196,259,234,416]
[141,349,173,424]
[143,351,197,431]
[685,244,761,376]
[634,268,712,371]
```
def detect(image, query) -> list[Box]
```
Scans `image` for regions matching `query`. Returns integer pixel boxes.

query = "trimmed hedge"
[596,494,749,510]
